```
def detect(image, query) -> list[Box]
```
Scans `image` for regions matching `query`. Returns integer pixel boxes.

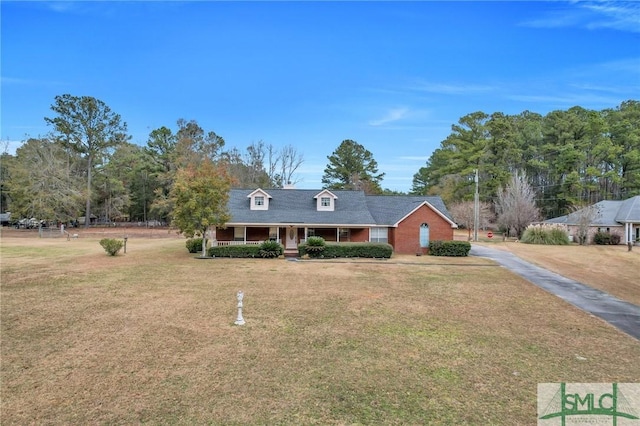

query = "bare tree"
[279,144,304,186]
[572,203,601,245]
[494,171,540,238]
[449,200,494,239]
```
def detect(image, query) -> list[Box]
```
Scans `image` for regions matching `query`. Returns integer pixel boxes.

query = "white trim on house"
[314,189,338,212]
[393,201,458,228]
[247,189,272,211]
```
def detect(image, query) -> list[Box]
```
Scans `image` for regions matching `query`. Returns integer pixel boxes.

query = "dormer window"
[314,189,337,211]
[248,189,271,211]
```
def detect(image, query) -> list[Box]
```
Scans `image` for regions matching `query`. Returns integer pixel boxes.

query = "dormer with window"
[314,189,337,211]
[248,189,272,211]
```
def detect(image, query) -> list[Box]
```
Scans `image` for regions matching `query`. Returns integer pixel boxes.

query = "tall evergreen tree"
[322,139,384,194]
[45,94,129,227]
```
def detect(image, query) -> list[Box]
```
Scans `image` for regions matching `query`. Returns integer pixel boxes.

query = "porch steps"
[283,249,299,258]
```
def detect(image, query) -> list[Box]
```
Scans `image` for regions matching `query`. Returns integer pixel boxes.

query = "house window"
[419,223,430,248]
[255,196,264,206]
[307,228,316,237]
[370,227,388,243]
[321,197,331,207]
[339,228,350,241]
[234,227,245,242]
[269,227,278,241]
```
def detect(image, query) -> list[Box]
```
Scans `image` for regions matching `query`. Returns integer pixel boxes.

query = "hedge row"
[297,241,393,259]
[428,241,471,257]
[206,241,284,258]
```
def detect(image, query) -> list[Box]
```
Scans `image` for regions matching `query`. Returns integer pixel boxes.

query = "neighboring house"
[213,188,457,255]
[545,196,640,244]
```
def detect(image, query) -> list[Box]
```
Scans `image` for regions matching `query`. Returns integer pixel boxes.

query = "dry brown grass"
[2,232,639,424]
[476,239,640,306]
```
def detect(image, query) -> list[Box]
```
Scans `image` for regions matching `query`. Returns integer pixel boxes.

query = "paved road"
[470,244,640,341]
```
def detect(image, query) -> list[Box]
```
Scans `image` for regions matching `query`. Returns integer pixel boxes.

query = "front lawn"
[1,236,638,424]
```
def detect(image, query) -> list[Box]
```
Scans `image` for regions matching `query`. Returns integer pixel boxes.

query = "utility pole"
[473,168,479,242]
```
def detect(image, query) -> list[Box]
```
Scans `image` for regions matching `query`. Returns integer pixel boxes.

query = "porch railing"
[212,240,263,247]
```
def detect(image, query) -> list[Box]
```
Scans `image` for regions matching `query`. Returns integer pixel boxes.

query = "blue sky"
[2,1,639,192]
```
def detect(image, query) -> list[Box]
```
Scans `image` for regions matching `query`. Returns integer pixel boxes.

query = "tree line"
[411,101,640,219]
[0,95,305,227]
[1,94,638,230]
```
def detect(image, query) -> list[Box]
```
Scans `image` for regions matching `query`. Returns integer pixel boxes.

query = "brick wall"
[392,204,454,254]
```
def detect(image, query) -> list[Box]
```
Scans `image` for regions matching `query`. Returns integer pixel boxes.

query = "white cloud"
[368,108,409,126]
[582,2,640,32]
[521,1,640,33]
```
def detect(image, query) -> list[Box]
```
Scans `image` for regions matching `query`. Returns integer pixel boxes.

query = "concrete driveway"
[470,244,640,341]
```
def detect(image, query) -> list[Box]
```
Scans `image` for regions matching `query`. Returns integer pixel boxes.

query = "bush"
[521,224,570,245]
[99,238,124,256]
[297,241,393,259]
[428,241,471,257]
[207,244,262,258]
[593,231,621,245]
[304,236,326,258]
[186,238,203,253]
[258,240,284,258]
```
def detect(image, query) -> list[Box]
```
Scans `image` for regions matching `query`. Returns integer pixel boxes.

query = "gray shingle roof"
[545,196,640,226]
[615,196,640,223]
[365,195,456,226]
[227,189,376,226]
[226,189,455,227]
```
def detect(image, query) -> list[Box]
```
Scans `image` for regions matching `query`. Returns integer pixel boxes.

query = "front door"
[286,226,297,249]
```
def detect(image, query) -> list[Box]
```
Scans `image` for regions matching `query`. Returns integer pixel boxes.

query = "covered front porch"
[212,225,371,250]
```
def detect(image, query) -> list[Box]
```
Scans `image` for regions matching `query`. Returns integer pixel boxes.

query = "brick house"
[545,195,640,245]
[213,188,457,255]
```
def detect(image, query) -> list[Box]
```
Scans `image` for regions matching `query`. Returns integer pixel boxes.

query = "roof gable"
[615,196,640,222]
[365,195,457,228]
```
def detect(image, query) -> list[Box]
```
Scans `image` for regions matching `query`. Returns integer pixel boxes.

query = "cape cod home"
[212,188,457,255]
[545,195,640,245]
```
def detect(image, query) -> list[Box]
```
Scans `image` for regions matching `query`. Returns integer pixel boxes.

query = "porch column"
[337,228,340,242]
[625,223,630,244]
[244,227,247,244]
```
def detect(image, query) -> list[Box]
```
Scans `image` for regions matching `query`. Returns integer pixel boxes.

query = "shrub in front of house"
[428,241,471,257]
[593,231,621,245]
[207,244,262,258]
[258,240,284,258]
[521,224,570,245]
[100,238,124,256]
[297,241,393,258]
[303,236,326,258]
[186,238,203,253]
